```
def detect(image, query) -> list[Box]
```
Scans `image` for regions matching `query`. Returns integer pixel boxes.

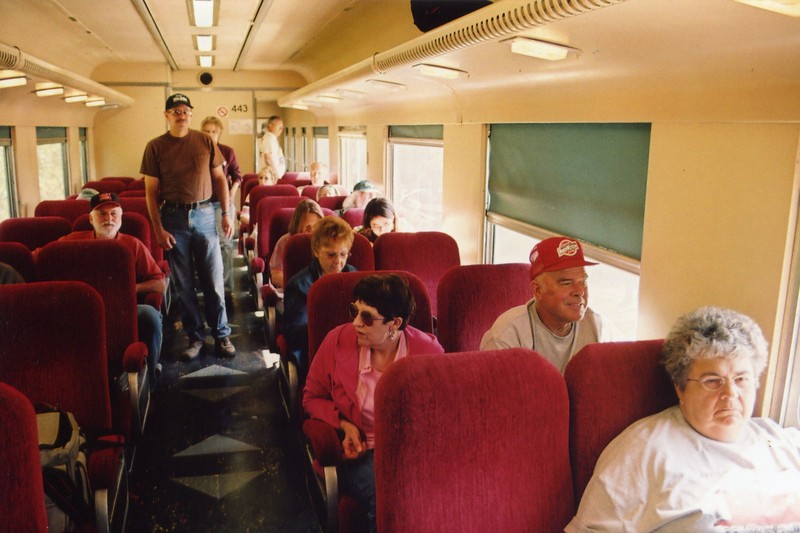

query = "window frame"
[36,127,70,200]
[0,128,18,219]
[386,135,444,231]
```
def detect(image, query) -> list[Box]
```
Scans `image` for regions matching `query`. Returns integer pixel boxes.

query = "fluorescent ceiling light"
[35,82,64,97]
[509,37,575,61]
[338,89,367,99]
[413,64,467,79]
[364,79,407,92]
[86,97,106,107]
[192,0,216,27]
[289,103,309,110]
[64,93,88,103]
[0,70,27,89]
[733,0,800,16]
[317,95,342,103]
[198,55,214,67]
[195,35,214,52]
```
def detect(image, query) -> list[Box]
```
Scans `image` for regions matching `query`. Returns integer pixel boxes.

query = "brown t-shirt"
[139,129,224,203]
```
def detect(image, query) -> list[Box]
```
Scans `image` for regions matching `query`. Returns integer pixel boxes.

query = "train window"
[291,127,297,172]
[487,215,640,340]
[313,127,329,169]
[387,125,444,231]
[79,127,89,185]
[0,126,17,219]
[338,127,367,188]
[36,127,70,200]
[300,127,307,171]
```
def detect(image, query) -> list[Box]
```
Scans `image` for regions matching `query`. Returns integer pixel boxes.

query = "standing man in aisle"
[259,115,286,180]
[141,93,236,360]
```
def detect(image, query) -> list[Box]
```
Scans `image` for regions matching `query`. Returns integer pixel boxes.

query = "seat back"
[83,180,127,194]
[437,263,532,352]
[34,199,92,225]
[375,349,574,532]
[248,184,301,222]
[0,382,49,533]
[374,231,460,316]
[119,189,146,197]
[240,175,260,211]
[0,281,112,432]
[280,171,310,182]
[0,216,71,250]
[282,232,375,288]
[71,211,152,250]
[564,339,676,505]
[0,241,35,281]
[260,208,295,268]
[253,194,304,236]
[102,176,135,184]
[340,207,364,228]
[306,270,432,362]
[118,197,164,264]
[318,195,346,211]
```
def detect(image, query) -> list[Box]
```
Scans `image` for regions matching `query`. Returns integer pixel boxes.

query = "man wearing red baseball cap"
[480,236,609,372]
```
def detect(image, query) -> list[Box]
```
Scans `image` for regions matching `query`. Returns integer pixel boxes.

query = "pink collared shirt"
[356,334,408,449]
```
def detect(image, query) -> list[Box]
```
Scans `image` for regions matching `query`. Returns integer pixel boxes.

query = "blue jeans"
[161,203,231,342]
[213,201,235,292]
[137,304,162,374]
[337,449,376,533]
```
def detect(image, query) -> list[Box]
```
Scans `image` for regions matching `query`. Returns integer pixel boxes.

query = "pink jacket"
[303,323,443,431]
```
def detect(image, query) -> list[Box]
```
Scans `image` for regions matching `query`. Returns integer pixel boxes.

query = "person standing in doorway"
[259,115,286,180]
[140,93,236,360]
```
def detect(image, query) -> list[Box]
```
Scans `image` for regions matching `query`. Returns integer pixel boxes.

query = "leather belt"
[162,198,212,210]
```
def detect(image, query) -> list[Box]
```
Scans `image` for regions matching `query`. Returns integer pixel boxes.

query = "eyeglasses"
[349,303,386,327]
[168,109,192,117]
[323,251,351,260]
[686,375,752,392]
[370,221,393,232]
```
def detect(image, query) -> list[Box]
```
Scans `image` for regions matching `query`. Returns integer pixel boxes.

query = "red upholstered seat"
[0,216,71,250]
[340,207,363,228]
[0,241,35,281]
[318,195,346,211]
[301,270,434,533]
[0,382,49,533]
[0,281,128,531]
[102,176,136,184]
[118,190,146,197]
[36,240,151,440]
[83,180,128,194]
[375,349,574,532]
[436,263,531,352]
[564,339,676,506]
[34,199,93,225]
[373,231,460,316]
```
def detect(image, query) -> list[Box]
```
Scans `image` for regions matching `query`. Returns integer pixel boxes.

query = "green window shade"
[389,125,443,140]
[36,126,67,141]
[0,126,10,140]
[488,123,650,260]
[313,127,328,136]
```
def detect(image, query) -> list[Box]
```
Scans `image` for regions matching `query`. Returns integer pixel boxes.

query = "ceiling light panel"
[413,64,467,79]
[733,0,800,16]
[195,35,215,52]
[509,37,575,61]
[190,0,218,28]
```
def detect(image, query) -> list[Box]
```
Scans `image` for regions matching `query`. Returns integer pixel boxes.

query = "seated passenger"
[269,199,324,289]
[316,184,339,201]
[303,273,444,533]
[309,161,328,186]
[479,236,608,372]
[342,180,381,211]
[354,197,397,244]
[0,261,24,285]
[567,307,800,532]
[284,216,357,369]
[59,192,166,378]
[239,167,276,227]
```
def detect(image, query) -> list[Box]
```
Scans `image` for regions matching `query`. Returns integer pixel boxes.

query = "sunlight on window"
[390,141,443,232]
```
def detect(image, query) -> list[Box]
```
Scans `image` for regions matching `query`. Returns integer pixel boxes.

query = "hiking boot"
[216,336,236,358]
[182,340,204,361]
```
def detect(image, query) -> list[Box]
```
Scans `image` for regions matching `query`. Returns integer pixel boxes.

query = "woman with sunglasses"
[567,307,800,532]
[303,274,444,533]
[284,216,357,371]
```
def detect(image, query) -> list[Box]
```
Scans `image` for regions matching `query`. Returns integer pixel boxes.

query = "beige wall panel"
[638,123,800,344]
[12,126,39,217]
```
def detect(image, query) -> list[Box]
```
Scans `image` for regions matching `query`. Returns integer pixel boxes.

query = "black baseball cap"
[90,192,121,211]
[165,93,193,110]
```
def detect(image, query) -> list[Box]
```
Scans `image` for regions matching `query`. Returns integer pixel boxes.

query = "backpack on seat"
[36,405,93,532]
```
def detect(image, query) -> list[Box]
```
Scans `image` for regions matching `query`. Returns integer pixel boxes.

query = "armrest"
[261,284,281,307]
[245,236,255,251]
[141,292,163,310]
[123,341,148,372]
[302,418,344,467]
[252,257,265,275]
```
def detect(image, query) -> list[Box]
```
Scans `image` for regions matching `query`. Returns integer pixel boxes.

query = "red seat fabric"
[318,195,346,211]
[340,208,364,228]
[436,263,532,352]
[0,382,49,533]
[281,232,375,293]
[373,231,460,316]
[36,240,149,438]
[119,190,146,197]
[0,216,72,250]
[375,349,575,532]
[117,197,167,267]
[240,175,260,212]
[125,178,145,191]
[0,241,35,281]
[102,176,136,184]
[34,199,93,225]
[248,185,301,228]
[83,180,128,194]
[564,339,676,506]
